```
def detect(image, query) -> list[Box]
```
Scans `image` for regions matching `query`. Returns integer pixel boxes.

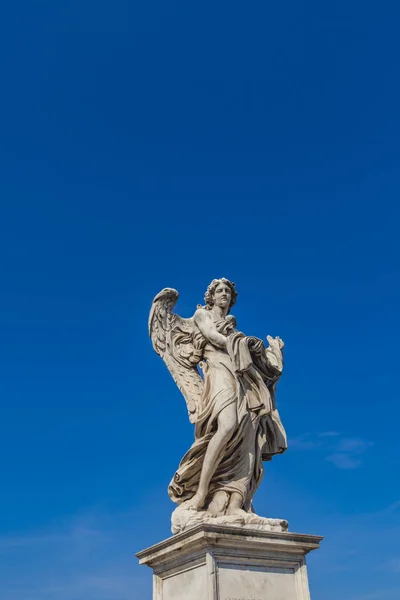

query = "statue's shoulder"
[225,314,237,328]
[193,306,210,325]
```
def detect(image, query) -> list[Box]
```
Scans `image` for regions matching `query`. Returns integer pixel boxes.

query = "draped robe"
[168,309,287,511]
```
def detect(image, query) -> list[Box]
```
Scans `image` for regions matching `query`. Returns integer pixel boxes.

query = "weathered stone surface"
[149,279,288,531]
[143,279,323,597]
[137,524,323,600]
[171,502,288,535]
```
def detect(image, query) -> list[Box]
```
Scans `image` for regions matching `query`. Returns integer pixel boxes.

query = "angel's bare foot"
[187,491,207,511]
[208,491,229,517]
[226,506,249,518]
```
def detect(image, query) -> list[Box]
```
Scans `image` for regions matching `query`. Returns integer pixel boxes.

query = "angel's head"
[203,278,237,313]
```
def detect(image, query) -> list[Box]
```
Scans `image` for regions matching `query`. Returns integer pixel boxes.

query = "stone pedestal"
[137,524,322,600]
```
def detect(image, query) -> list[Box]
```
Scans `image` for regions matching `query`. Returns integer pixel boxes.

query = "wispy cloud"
[0,509,153,600]
[349,587,400,600]
[326,437,374,470]
[289,433,322,449]
[290,431,373,469]
[308,504,400,600]
[4,575,139,600]
[377,558,400,573]
[0,521,104,553]
[335,438,373,453]
[386,500,400,513]
[326,452,362,469]
[1,496,400,600]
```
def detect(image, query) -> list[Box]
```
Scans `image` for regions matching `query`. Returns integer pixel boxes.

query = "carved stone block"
[137,524,322,600]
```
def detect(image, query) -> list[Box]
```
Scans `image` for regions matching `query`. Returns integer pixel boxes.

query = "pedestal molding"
[137,524,323,600]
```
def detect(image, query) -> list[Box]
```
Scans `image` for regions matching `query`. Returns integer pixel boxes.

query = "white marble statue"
[149,278,288,534]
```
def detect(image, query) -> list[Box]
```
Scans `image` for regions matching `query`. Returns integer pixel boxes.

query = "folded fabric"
[226,331,253,373]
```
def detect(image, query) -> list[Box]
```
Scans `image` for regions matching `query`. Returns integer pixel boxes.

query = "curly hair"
[202,278,238,312]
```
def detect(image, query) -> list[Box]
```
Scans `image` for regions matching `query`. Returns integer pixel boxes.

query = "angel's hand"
[266,335,284,371]
[267,335,284,351]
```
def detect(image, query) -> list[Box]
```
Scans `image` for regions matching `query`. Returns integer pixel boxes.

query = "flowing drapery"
[168,320,287,511]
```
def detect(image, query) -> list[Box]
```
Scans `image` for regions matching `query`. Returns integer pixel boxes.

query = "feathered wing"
[148,288,205,423]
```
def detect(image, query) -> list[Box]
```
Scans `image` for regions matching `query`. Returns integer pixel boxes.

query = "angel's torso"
[195,309,236,365]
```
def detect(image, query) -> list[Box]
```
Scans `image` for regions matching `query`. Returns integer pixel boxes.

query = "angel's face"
[213,283,232,309]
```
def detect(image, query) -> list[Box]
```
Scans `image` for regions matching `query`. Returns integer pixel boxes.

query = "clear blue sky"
[0,2,399,599]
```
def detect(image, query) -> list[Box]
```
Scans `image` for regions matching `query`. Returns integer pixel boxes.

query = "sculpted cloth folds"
[168,311,287,511]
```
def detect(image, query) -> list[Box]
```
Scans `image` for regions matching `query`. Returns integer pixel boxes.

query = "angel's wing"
[149,288,205,423]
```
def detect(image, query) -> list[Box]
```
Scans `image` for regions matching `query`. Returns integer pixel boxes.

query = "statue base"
[137,524,323,600]
[171,503,288,535]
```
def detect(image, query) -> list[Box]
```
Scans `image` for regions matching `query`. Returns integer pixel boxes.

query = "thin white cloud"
[290,430,373,469]
[386,500,400,513]
[326,452,362,470]
[377,558,400,574]
[4,574,140,600]
[336,438,373,454]
[0,498,400,600]
[326,437,373,469]
[0,509,152,600]
[0,515,107,553]
[349,587,400,600]
[289,433,322,449]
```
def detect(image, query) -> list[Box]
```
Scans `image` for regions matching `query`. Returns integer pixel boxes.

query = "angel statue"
[149,278,288,534]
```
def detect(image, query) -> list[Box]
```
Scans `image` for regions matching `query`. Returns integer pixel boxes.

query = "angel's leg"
[208,490,229,516]
[226,492,248,517]
[187,403,237,510]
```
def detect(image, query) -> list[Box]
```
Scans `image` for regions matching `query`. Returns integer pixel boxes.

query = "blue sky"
[0,1,400,599]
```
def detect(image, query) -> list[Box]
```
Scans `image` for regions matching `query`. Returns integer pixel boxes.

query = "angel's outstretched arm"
[194,309,227,349]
